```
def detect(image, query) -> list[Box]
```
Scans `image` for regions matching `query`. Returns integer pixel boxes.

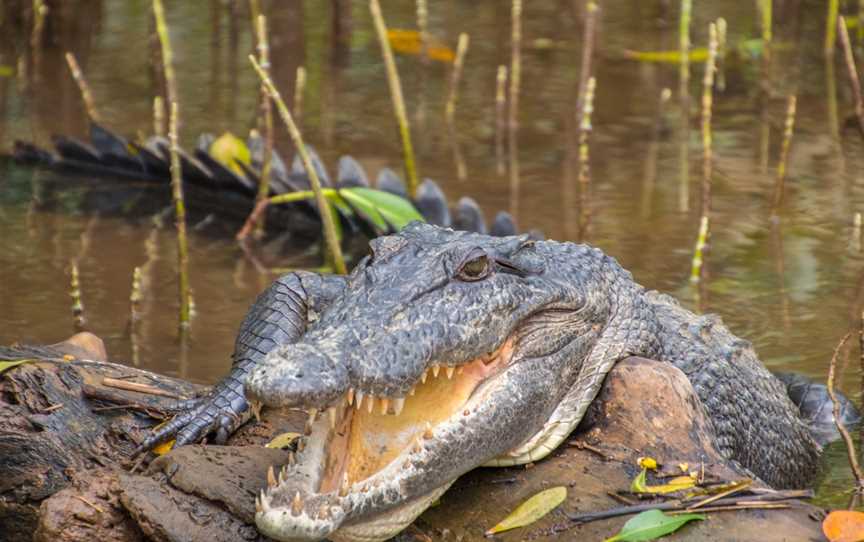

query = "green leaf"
[0,65,14,77]
[605,509,705,542]
[630,468,648,492]
[209,132,251,175]
[485,486,567,535]
[339,187,424,232]
[0,359,35,375]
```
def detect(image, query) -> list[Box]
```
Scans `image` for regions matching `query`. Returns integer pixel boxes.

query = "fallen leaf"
[266,432,301,449]
[678,463,689,473]
[0,359,36,375]
[630,469,695,495]
[62,354,76,361]
[605,509,705,542]
[823,510,864,542]
[387,29,455,63]
[623,48,709,63]
[486,486,567,535]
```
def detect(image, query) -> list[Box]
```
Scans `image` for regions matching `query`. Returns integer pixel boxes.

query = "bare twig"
[576,1,598,127]
[827,332,864,490]
[101,377,185,399]
[153,0,192,328]
[577,76,596,242]
[827,0,840,56]
[838,16,864,137]
[64,52,101,123]
[495,65,508,176]
[294,66,306,126]
[508,0,522,220]
[770,95,797,213]
[253,14,274,237]
[69,261,86,331]
[249,57,347,275]
[369,0,419,197]
[446,33,470,181]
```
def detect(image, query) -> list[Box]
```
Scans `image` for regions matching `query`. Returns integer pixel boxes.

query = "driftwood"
[0,336,825,542]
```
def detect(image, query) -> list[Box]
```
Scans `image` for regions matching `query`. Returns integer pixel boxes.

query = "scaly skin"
[144,223,821,541]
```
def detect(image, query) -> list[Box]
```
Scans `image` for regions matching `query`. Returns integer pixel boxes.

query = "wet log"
[0,339,824,542]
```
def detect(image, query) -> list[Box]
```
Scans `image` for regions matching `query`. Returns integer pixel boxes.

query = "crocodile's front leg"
[136,271,347,453]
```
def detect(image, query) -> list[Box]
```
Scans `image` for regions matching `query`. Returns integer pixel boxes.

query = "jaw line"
[255,342,533,540]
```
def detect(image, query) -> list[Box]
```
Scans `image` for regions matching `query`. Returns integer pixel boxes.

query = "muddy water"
[1,0,863,507]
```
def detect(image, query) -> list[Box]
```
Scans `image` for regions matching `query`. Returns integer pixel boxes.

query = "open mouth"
[255,338,516,541]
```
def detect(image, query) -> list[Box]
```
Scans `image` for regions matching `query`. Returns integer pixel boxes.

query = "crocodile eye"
[457,251,491,282]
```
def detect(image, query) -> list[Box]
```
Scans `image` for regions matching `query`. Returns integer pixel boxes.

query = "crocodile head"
[245,222,654,542]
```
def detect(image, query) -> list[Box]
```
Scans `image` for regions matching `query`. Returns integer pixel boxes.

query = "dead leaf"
[486,486,567,535]
[152,439,175,456]
[387,29,455,63]
[823,510,864,542]
[266,432,301,449]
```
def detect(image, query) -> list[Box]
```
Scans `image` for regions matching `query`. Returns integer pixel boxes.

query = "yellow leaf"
[62,354,76,361]
[678,462,690,473]
[209,132,251,175]
[630,470,697,495]
[152,439,175,456]
[637,456,658,470]
[266,432,301,449]
[623,48,709,64]
[823,510,864,542]
[387,29,455,63]
[486,486,567,535]
[0,65,13,77]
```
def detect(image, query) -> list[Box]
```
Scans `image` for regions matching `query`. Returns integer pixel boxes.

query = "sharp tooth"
[393,397,405,416]
[432,364,440,378]
[380,397,390,415]
[423,421,434,440]
[355,390,365,411]
[291,491,303,516]
[288,452,296,466]
[259,490,270,512]
[328,407,337,429]
[456,366,464,375]
[339,472,350,497]
[412,437,422,454]
[267,466,277,488]
[347,388,355,406]
[297,439,306,452]
[409,386,416,396]
[367,394,375,413]
[446,366,455,379]
[255,495,263,514]
[421,369,428,384]
[280,465,289,482]
[308,408,318,424]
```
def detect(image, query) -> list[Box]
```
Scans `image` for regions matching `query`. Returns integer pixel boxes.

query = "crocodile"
[142,222,837,541]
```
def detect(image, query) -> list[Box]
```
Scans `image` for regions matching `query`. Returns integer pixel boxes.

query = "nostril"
[296,372,304,378]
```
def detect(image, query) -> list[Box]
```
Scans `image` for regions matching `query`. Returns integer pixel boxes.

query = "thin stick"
[770,95,797,213]
[253,14,274,238]
[757,0,772,67]
[64,53,101,123]
[509,0,522,132]
[859,0,864,45]
[416,0,429,62]
[827,0,840,56]
[686,480,751,510]
[153,96,165,137]
[70,261,86,331]
[838,16,864,137]
[495,65,508,176]
[576,1,598,126]
[130,266,142,323]
[249,56,347,275]
[679,0,692,103]
[445,33,470,126]
[827,332,864,490]
[578,76,596,242]
[101,377,185,399]
[294,66,306,126]
[689,215,709,283]
[369,0,419,198]
[508,0,523,220]
[566,490,812,524]
[700,22,719,220]
[153,0,192,327]
[715,18,727,93]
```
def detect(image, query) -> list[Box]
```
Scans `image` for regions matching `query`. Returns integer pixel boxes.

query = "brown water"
[1,0,863,507]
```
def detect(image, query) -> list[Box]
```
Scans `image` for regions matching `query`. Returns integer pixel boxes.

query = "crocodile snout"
[246,342,349,410]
